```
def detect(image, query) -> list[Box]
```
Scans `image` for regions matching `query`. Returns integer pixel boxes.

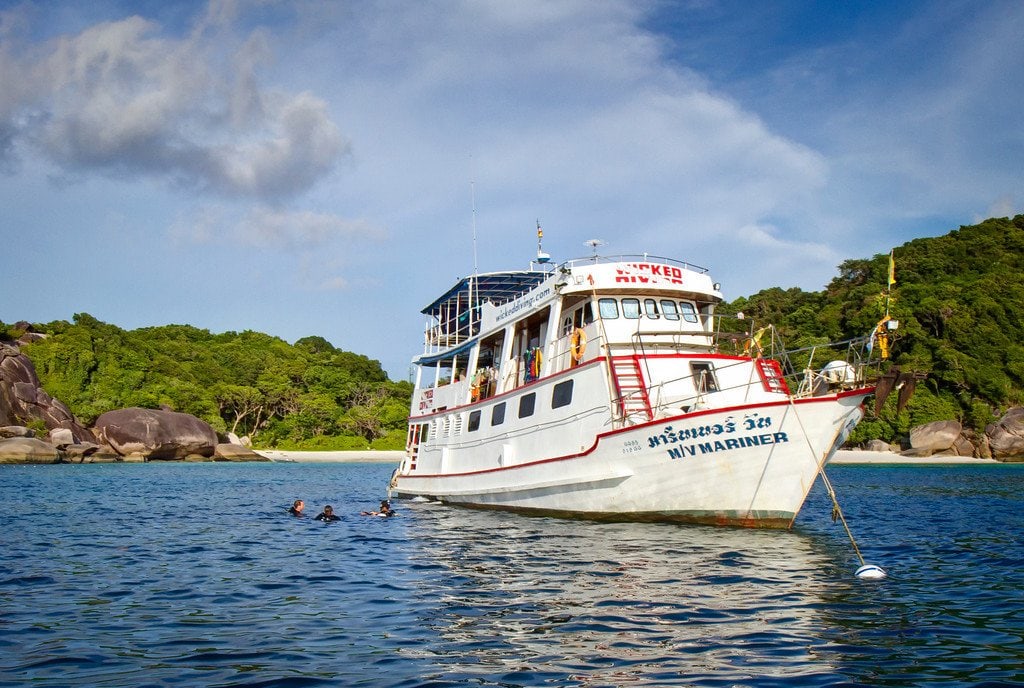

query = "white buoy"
[855,564,887,580]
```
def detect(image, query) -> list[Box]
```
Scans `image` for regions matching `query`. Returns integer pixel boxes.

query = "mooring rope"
[786,398,866,568]
[816,467,865,567]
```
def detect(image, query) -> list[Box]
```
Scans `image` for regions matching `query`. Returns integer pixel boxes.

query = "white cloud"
[240,207,386,248]
[1,7,348,201]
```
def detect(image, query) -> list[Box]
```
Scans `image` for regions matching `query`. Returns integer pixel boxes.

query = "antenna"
[536,219,550,264]
[584,239,606,258]
[470,178,479,276]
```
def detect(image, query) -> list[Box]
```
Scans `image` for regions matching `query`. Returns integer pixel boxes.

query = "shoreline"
[255,449,404,463]
[831,449,999,465]
[252,448,1002,465]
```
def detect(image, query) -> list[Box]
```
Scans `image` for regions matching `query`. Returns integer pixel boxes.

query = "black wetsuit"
[314,512,341,522]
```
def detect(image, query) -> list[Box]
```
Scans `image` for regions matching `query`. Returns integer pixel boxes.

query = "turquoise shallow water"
[1,462,1022,687]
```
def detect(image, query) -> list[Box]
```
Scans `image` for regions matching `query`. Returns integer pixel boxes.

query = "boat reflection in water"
[394,501,851,684]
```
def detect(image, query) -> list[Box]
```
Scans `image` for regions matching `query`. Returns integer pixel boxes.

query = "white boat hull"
[393,390,868,527]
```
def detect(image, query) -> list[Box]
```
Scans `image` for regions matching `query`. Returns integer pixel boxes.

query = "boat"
[390,240,878,527]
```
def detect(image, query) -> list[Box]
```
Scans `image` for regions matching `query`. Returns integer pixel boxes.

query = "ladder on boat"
[609,355,654,423]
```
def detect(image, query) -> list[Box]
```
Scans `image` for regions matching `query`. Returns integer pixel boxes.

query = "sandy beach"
[255,449,404,463]
[831,449,999,465]
[254,448,999,464]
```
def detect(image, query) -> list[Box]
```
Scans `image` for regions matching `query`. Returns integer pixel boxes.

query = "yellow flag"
[887,250,896,286]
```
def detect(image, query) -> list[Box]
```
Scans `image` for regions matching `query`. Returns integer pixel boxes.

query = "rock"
[0,342,95,443]
[94,407,218,460]
[17,332,47,345]
[908,420,962,456]
[951,435,977,457]
[0,437,59,463]
[864,439,896,453]
[1,425,34,438]
[899,447,935,458]
[976,435,993,459]
[49,427,75,448]
[986,407,1024,461]
[213,443,269,462]
[63,442,100,462]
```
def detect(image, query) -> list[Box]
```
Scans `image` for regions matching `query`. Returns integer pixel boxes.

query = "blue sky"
[1,0,1021,380]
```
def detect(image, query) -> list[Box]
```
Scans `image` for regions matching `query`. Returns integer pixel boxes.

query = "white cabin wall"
[496,324,516,394]
[542,302,562,376]
[466,345,480,382]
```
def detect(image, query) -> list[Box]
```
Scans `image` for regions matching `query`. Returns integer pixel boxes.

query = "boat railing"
[560,254,710,275]
[618,318,882,420]
[707,316,884,397]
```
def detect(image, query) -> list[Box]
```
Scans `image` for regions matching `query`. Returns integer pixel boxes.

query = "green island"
[3,214,1023,452]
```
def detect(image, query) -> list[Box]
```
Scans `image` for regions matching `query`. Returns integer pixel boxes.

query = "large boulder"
[213,443,269,462]
[0,342,95,443]
[986,408,1024,462]
[908,420,962,456]
[0,437,59,463]
[94,407,218,460]
[864,439,897,453]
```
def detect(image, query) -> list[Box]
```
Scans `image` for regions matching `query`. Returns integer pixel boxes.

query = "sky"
[1,0,1021,381]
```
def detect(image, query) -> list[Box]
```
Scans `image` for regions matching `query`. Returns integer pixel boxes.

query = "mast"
[470,177,478,335]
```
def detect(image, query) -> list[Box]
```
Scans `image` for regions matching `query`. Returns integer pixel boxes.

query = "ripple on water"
[1,462,1023,686]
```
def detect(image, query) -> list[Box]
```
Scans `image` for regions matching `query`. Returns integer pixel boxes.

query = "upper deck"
[417,255,723,360]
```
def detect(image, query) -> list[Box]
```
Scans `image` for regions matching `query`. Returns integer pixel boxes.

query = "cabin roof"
[422,270,550,316]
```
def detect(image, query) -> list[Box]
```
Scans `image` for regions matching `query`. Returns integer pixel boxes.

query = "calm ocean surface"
[1,462,1022,687]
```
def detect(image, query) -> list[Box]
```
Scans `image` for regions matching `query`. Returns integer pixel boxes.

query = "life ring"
[570,327,587,363]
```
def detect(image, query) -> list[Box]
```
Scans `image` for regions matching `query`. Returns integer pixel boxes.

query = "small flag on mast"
[887,249,896,287]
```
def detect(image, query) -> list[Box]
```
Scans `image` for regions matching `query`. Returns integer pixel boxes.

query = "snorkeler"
[361,500,396,517]
[288,499,305,516]
[314,505,341,522]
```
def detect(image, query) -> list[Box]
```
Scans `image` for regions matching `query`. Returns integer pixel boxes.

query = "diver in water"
[288,499,305,516]
[314,505,341,522]
[361,500,396,517]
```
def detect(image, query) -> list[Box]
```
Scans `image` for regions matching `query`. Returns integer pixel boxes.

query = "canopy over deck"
[421,270,550,317]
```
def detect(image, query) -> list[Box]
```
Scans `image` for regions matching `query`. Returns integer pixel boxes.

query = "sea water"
[1,462,1022,687]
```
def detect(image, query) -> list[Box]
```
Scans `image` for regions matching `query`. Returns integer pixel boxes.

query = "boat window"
[599,298,619,319]
[518,392,536,418]
[478,334,503,369]
[622,298,641,319]
[578,302,595,327]
[421,423,430,442]
[679,301,699,323]
[690,362,719,393]
[661,300,679,320]
[644,299,660,319]
[491,402,506,426]
[467,410,481,432]
[552,380,574,409]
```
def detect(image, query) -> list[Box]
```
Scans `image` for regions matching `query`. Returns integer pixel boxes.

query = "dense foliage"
[5,316,412,450]
[722,215,1024,443]
[5,215,1022,447]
